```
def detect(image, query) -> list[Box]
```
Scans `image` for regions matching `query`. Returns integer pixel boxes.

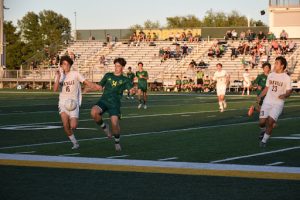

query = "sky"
[4,0,270,30]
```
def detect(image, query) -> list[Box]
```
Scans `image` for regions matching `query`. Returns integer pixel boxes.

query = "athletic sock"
[114,134,120,144]
[219,101,223,109]
[68,134,78,145]
[262,133,270,143]
[96,119,106,129]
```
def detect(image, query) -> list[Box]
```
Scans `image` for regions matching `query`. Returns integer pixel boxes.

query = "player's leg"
[247,86,250,96]
[143,91,147,109]
[90,105,111,138]
[110,115,121,151]
[217,95,224,112]
[60,112,79,149]
[138,89,143,109]
[242,86,245,95]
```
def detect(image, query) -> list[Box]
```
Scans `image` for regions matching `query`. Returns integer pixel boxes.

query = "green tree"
[166,15,201,28]
[4,21,26,69]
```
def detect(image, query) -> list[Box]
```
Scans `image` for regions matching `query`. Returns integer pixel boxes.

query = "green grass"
[0,92,300,199]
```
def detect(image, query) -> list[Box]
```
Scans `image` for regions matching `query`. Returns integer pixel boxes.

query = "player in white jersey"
[53,56,101,149]
[242,69,251,96]
[257,56,292,147]
[213,63,230,112]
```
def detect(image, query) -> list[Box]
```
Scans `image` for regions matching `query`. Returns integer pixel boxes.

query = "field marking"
[267,162,284,166]
[207,115,216,118]
[15,151,36,154]
[106,155,129,159]
[181,115,190,117]
[59,153,80,156]
[0,153,299,180]
[0,116,299,151]
[272,137,300,140]
[210,146,300,164]
[158,157,178,161]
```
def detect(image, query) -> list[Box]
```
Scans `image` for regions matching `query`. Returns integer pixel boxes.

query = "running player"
[53,56,99,149]
[248,62,271,116]
[242,69,251,96]
[213,63,230,112]
[136,62,148,109]
[257,56,292,147]
[126,66,135,99]
[88,58,134,151]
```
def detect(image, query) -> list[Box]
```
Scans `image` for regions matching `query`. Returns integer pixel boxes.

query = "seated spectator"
[146,32,151,42]
[231,30,238,40]
[169,32,174,41]
[287,40,296,52]
[159,48,165,58]
[280,41,287,55]
[208,47,215,58]
[198,60,207,67]
[280,30,288,40]
[271,40,280,55]
[175,32,181,41]
[189,59,197,67]
[182,44,189,56]
[152,32,158,41]
[187,31,193,43]
[180,32,187,41]
[240,31,246,40]
[267,31,276,41]
[225,30,232,40]
[99,55,105,64]
[231,47,238,60]
[257,31,266,41]
[194,33,201,42]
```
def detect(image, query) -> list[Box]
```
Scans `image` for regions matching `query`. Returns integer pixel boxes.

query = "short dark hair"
[138,62,143,66]
[275,56,287,69]
[262,62,271,69]
[216,63,222,67]
[128,67,132,70]
[60,56,73,66]
[114,57,127,67]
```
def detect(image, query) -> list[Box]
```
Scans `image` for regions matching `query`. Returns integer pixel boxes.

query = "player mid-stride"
[257,56,292,147]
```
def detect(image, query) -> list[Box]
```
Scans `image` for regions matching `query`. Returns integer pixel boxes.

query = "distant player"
[257,56,292,147]
[248,62,271,116]
[88,58,135,151]
[242,69,251,96]
[213,63,229,112]
[136,62,149,109]
[53,56,99,149]
[126,67,135,99]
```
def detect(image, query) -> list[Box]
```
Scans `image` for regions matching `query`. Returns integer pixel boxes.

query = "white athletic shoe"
[143,105,147,109]
[131,96,134,100]
[138,104,142,109]
[115,143,122,151]
[72,143,80,150]
[220,108,224,113]
[103,124,112,139]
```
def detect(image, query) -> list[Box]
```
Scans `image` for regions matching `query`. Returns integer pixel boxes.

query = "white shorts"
[243,81,250,87]
[58,101,79,119]
[259,103,283,121]
[216,86,226,96]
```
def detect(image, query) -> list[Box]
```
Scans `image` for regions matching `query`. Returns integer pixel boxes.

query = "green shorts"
[138,83,147,92]
[95,100,121,118]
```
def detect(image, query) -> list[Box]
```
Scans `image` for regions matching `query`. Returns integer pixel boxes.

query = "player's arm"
[53,70,61,92]
[83,80,102,92]
[257,86,268,101]
[279,89,292,99]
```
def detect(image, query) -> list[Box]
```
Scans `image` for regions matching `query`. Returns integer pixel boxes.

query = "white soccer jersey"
[263,72,291,105]
[243,72,250,82]
[213,70,228,87]
[59,70,85,106]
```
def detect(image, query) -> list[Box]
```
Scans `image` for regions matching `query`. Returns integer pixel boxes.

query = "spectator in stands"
[159,48,165,58]
[106,34,111,43]
[175,75,182,92]
[203,75,212,92]
[69,52,76,61]
[198,60,208,68]
[208,47,215,59]
[99,55,105,65]
[182,44,189,56]
[138,31,146,42]
[169,32,174,41]
[231,47,238,60]
[194,33,201,42]
[257,31,266,41]
[225,30,232,40]
[152,32,158,41]
[196,69,204,86]
[271,40,280,55]
[175,32,181,41]
[187,31,193,42]
[267,31,276,41]
[146,32,151,42]
[287,40,296,52]
[190,59,197,67]
[280,30,288,40]
[260,52,269,64]
[231,30,238,40]
[240,31,246,40]
[280,40,287,55]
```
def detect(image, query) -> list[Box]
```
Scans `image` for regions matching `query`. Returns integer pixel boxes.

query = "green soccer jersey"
[127,72,135,82]
[99,73,133,105]
[176,79,181,85]
[136,70,148,91]
[253,73,268,95]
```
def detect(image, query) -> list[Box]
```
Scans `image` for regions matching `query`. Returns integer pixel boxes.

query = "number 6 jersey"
[59,70,86,106]
[264,72,291,106]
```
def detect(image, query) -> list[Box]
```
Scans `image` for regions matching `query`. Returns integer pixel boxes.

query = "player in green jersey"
[87,58,135,151]
[136,62,149,109]
[126,66,135,99]
[248,62,271,116]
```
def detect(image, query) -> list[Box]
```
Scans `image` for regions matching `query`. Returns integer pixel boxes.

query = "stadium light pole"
[74,11,77,41]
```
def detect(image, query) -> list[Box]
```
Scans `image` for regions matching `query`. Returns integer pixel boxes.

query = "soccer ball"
[64,99,77,111]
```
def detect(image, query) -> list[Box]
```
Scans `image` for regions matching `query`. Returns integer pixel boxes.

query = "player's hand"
[257,86,262,90]
[278,94,286,99]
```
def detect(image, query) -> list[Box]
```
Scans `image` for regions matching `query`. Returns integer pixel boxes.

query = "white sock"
[247,90,250,95]
[262,133,270,143]
[68,134,77,145]
[219,101,223,109]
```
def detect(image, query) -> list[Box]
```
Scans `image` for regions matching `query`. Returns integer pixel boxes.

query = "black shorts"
[197,79,203,85]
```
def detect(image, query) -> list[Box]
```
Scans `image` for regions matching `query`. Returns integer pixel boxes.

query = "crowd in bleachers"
[158,43,192,62]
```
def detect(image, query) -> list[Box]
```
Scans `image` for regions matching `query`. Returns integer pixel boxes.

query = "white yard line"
[0,116,299,150]
[267,162,284,166]
[158,157,178,161]
[58,153,80,156]
[15,151,36,154]
[211,146,300,163]
[106,155,129,159]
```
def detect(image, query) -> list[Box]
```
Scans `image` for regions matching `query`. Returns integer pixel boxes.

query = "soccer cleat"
[259,141,266,148]
[220,108,224,113]
[138,103,142,109]
[143,105,147,109]
[72,143,80,150]
[248,105,254,116]
[103,124,112,139]
[115,143,122,151]
[126,96,130,99]
[131,96,134,100]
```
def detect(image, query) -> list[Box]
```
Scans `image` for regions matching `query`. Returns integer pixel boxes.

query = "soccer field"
[0,91,299,200]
